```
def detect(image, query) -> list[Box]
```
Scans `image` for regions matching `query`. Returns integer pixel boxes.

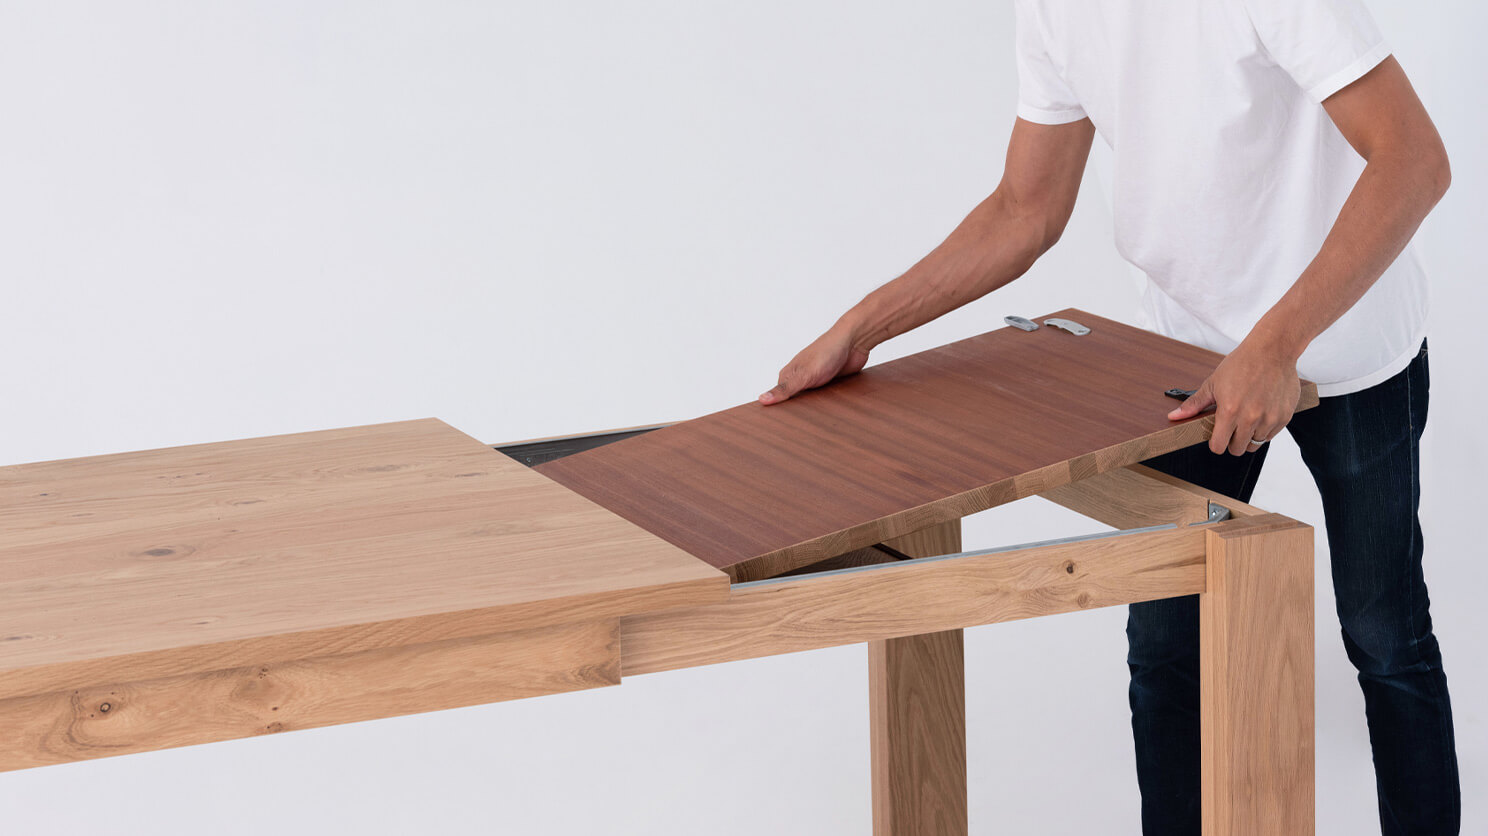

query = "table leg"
[1200,519,1315,835]
[869,520,968,836]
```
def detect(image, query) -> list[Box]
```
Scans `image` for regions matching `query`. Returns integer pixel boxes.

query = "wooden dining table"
[0,309,1318,835]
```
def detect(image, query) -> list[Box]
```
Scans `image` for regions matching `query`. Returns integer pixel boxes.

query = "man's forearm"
[1247,148,1450,362]
[758,118,1092,406]
[835,188,1055,352]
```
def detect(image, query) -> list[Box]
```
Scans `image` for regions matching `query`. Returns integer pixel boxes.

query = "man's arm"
[1170,55,1451,454]
[759,116,1096,404]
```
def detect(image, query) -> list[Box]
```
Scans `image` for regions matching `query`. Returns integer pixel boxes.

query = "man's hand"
[1167,340,1302,456]
[758,326,870,405]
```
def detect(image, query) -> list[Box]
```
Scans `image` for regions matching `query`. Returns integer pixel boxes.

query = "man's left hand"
[1167,341,1303,456]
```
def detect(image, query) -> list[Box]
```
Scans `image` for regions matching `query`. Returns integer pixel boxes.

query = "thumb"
[843,346,870,376]
[759,374,801,406]
[1168,379,1215,420]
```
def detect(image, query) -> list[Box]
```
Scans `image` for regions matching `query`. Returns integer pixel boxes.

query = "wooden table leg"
[1201,518,1315,835]
[869,520,968,836]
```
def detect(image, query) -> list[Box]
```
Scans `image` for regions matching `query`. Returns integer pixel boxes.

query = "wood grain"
[870,522,967,836]
[0,619,617,772]
[1131,464,1270,519]
[538,309,1319,581]
[620,522,1208,676]
[0,418,726,701]
[1201,517,1315,835]
[1040,463,1215,528]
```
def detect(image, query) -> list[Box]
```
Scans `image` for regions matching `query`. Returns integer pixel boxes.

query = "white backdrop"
[0,2,1481,833]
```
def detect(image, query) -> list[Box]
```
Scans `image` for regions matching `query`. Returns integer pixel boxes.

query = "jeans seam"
[1406,354,1458,815]
[1407,364,1422,664]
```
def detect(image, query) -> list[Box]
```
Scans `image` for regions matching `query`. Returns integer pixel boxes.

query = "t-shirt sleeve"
[1243,0,1392,102]
[1013,1,1087,125]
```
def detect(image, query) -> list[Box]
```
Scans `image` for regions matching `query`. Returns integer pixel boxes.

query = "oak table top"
[538,309,1319,581]
[0,418,726,700]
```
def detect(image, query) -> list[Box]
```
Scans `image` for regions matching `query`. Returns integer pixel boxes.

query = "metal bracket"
[1204,502,1231,524]
[1004,315,1040,332]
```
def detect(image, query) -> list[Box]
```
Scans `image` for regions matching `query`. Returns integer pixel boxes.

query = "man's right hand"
[758,326,870,405]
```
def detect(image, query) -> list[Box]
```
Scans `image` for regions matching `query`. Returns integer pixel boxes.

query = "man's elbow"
[1387,136,1452,207]
[1037,217,1070,255]
[1410,126,1453,203]
[1428,145,1452,202]
[988,187,1067,267]
[1023,200,1071,258]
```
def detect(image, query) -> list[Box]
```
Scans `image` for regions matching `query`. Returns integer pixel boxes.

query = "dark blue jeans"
[1128,339,1460,835]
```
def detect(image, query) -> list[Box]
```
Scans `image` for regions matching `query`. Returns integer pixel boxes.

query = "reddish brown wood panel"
[538,309,1318,581]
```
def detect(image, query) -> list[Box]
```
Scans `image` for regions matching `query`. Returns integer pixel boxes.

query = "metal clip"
[1043,318,1090,336]
[1003,315,1039,332]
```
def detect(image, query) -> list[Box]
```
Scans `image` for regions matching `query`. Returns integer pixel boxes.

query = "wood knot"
[1064,561,1076,574]
[139,545,197,559]
[1077,592,1092,608]
[98,702,112,713]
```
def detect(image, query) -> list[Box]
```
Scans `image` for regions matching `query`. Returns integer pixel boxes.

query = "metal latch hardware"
[1043,318,1090,336]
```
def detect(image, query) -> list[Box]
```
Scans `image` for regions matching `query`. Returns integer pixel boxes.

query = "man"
[757,0,1458,833]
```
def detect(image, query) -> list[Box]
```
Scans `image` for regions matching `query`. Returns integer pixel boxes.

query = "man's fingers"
[1251,414,1292,451]
[758,383,789,405]
[843,347,870,377]
[1262,421,1288,445]
[1228,414,1261,456]
[759,375,800,405]
[759,368,806,406]
[761,337,868,407]
[1167,380,1216,420]
[1209,407,1236,455]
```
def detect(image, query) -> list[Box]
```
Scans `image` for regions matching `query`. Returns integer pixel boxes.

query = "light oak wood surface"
[870,521,968,836]
[0,418,726,701]
[620,522,1208,676]
[0,619,617,772]
[1041,463,1216,528]
[539,309,1320,581]
[1201,516,1316,834]
[1132,464,1270,518]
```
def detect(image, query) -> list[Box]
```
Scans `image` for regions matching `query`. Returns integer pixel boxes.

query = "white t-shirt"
[1014,0,1427,396]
